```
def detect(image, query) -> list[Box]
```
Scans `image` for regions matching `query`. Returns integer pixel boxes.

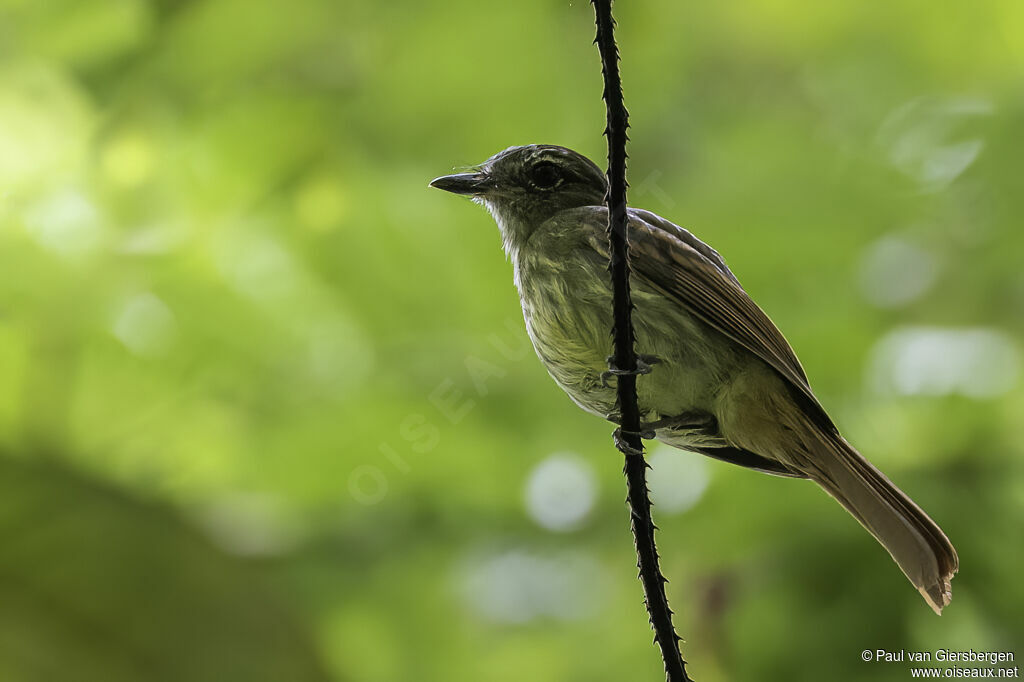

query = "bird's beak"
[429,172,492,196]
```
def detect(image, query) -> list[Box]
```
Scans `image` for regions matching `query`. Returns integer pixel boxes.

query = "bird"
[430,144,957,614]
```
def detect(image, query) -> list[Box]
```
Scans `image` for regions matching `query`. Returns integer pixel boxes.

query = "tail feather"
[811,434,958,614]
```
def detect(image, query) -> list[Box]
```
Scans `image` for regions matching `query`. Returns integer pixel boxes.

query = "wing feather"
[581,206,835,433]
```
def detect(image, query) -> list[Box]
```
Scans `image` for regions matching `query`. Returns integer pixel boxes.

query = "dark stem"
[590,1,692,680]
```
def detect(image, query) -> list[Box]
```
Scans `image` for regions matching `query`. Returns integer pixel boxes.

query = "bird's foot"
[642,411,717,434]
[613,427,647,456]
[606,410,658,440]
[601,354,662,388]
[606,411,718,449]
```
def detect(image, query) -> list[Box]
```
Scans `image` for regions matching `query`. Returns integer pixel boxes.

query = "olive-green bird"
[430,144,957,613]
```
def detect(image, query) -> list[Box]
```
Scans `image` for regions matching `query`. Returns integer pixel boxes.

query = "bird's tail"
[810,433,958,614]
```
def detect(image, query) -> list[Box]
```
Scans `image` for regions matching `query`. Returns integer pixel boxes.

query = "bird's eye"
[529,161,563,190]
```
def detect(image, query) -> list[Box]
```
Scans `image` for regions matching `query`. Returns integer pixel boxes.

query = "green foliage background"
[0,0,1022,680]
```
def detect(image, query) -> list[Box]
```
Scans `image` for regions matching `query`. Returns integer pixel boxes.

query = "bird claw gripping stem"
[613,427,649,456]
[601,353,662,389]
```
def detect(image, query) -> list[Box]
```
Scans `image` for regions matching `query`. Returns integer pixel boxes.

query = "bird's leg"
[604,353,667,455]
[601,353,662,388]
[607,410,718,441]
[611,412,715,457]
[642,411,718,435]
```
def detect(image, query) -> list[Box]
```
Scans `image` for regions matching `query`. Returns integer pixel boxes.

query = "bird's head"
[430,144,608,256]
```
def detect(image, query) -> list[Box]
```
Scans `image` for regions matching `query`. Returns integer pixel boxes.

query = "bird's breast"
[515,253,617,417]
[513,247,736,425]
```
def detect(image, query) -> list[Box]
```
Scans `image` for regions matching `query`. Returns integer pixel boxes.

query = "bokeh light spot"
[198,493,300,557]
[877,96,992,192]
[647,446,710,515]
[524,453,597,532]
[101,130,156,187]
[869,326,1019,398]
[858,235,939,308]
[111,292,177,357]
[24,188,103,259]
[216,232,301,302]
[458,548,606,624]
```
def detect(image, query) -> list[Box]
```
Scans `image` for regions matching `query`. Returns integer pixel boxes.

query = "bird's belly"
[520,292,615,418]
[519,266,740,427]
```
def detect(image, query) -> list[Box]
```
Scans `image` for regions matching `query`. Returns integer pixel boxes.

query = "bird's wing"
[628,208,742,287]
[581,206,835,433]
